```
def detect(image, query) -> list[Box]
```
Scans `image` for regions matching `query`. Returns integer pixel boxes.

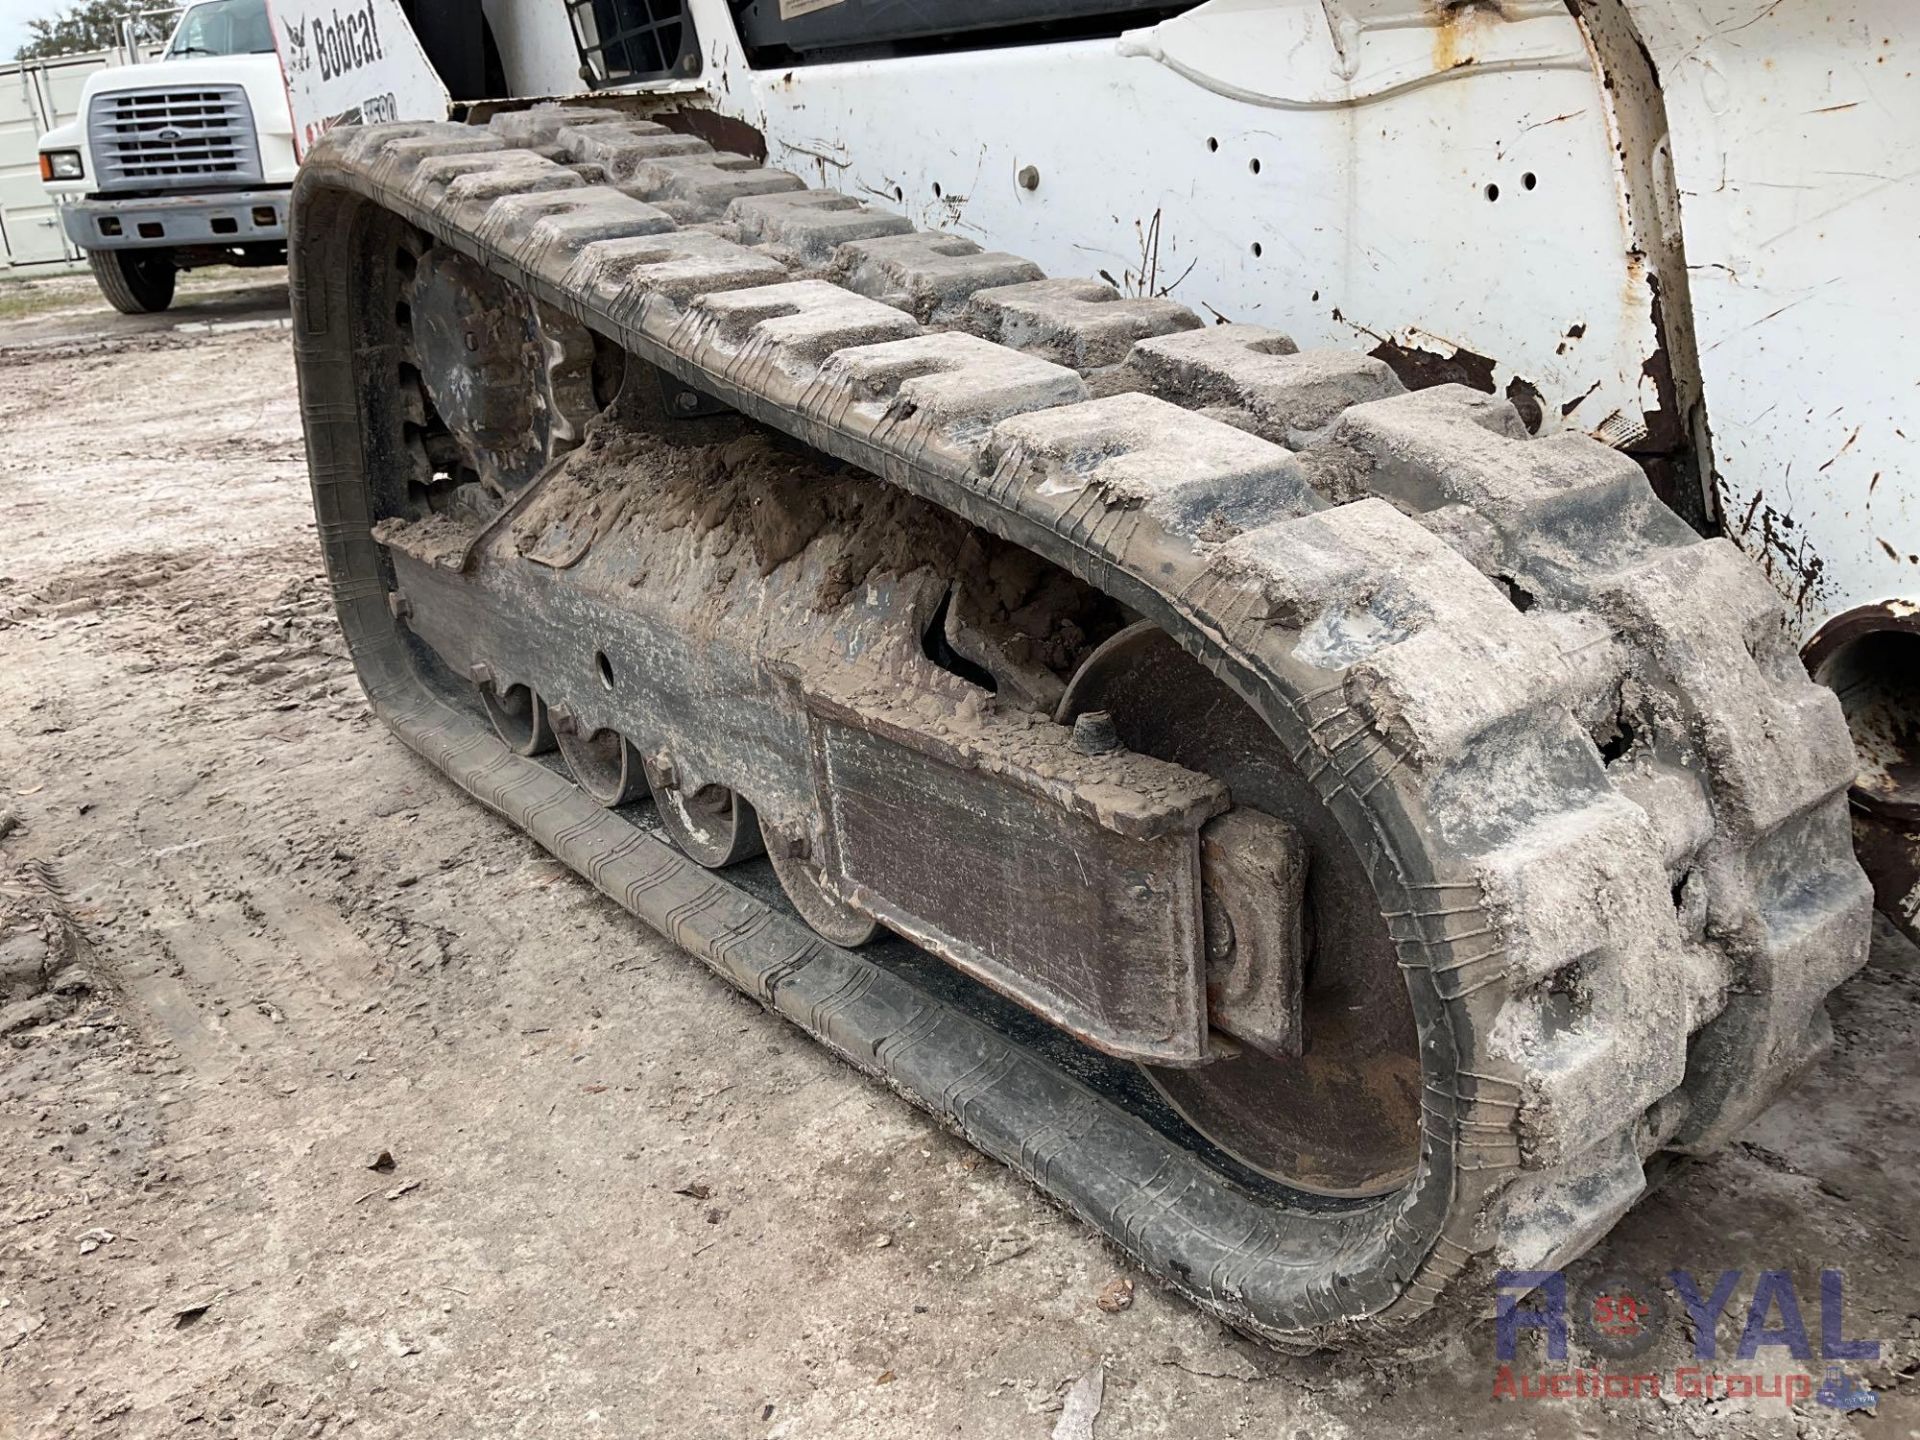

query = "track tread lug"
[833,231,1045,324]
[489,103,628,147]
[964,277,1201,371]
[409,150,585,211]
[727,190,916,264]
[1217,502,1564,768]
[553,119,714,180]
[476,185,677,282]
[985,391,1316,539]
[566,231,792,334]
[1130,326,1404,441]
[353,122,505,170]
[1486,1129,1646,1274]
[808,331,1086,470]
[677,279,923,386]
[614,153,807,222]
[1596,540,1859,838]
[1322,386,1692,574]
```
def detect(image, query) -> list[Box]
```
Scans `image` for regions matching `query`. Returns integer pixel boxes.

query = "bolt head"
[1017,164,1040,191]
[1070,710,1121,756]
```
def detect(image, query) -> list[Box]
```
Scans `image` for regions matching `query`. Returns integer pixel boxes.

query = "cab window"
[166,0,276,58]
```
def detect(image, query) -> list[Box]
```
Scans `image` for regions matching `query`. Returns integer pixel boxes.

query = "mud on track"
[0,274,1914,1438]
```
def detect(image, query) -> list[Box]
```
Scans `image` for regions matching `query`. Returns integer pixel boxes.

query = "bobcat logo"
[281,14,312,74]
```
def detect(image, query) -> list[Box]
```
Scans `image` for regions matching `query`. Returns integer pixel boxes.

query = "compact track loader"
[281,0,1917,1346]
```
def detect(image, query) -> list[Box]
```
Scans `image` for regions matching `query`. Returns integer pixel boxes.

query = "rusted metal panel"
[814,697,1227,1066]
[1854,810,1920,949]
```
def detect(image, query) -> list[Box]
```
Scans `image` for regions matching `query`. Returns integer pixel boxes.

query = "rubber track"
[288,107,1873,1346]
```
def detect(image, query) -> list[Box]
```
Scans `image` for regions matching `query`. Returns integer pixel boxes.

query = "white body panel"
[683,0,1672,460]
[377,0,1920,642]
[1622,0,1919,635]
[481,0,589,98]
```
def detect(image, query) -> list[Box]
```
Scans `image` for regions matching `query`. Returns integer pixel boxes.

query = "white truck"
[34,0,297,313]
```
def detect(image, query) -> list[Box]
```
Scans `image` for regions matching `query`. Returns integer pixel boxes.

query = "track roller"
[644,758,764,868]
[480,681,556,756]
[1059,622,1422,1198]
[763,824,881,948]
[554,716,646,807]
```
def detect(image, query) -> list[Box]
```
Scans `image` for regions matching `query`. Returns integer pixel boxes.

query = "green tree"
[14,2,174,62]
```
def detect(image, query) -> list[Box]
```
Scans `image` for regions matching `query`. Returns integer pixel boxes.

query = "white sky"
[0,1,101,61]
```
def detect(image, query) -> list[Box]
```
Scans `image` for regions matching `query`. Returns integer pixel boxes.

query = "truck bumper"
[61,189,290,252]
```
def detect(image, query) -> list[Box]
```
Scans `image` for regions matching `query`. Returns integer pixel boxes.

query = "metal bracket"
[1199,809,1308,1058]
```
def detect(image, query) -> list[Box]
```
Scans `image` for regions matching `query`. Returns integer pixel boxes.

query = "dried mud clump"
[509,410,1126,690]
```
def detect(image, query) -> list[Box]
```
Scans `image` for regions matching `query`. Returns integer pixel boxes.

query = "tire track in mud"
[0,483,486,1430]
[4,543,355,1068]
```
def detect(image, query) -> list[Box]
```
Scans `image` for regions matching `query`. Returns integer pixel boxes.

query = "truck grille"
[87,86,263,191]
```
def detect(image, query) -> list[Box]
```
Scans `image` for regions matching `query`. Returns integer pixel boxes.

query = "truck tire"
[87,249,176,314]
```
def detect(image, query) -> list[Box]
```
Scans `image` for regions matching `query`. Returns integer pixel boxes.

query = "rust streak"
[1368,337,1497,396]
[656,106,768,163]
[1560,380,1602,418]
[1520,110,1586,133]
[1818,426,1863,472]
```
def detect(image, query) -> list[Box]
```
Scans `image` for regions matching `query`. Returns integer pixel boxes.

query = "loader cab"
[398,0,511,101]
[397,0,690,99]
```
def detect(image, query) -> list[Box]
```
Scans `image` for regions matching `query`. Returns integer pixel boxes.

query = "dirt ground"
[0,269,1915,1440]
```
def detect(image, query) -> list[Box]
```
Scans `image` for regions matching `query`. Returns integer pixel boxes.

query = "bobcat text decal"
[270,0,447,159]
[308,1,385,80]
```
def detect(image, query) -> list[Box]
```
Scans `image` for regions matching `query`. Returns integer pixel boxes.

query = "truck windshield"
[166,0,276,57]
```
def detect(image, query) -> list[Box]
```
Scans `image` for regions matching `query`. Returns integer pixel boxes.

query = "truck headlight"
[39,150,84,181]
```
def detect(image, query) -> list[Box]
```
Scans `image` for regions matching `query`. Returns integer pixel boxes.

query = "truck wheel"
[87,249,176,315]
